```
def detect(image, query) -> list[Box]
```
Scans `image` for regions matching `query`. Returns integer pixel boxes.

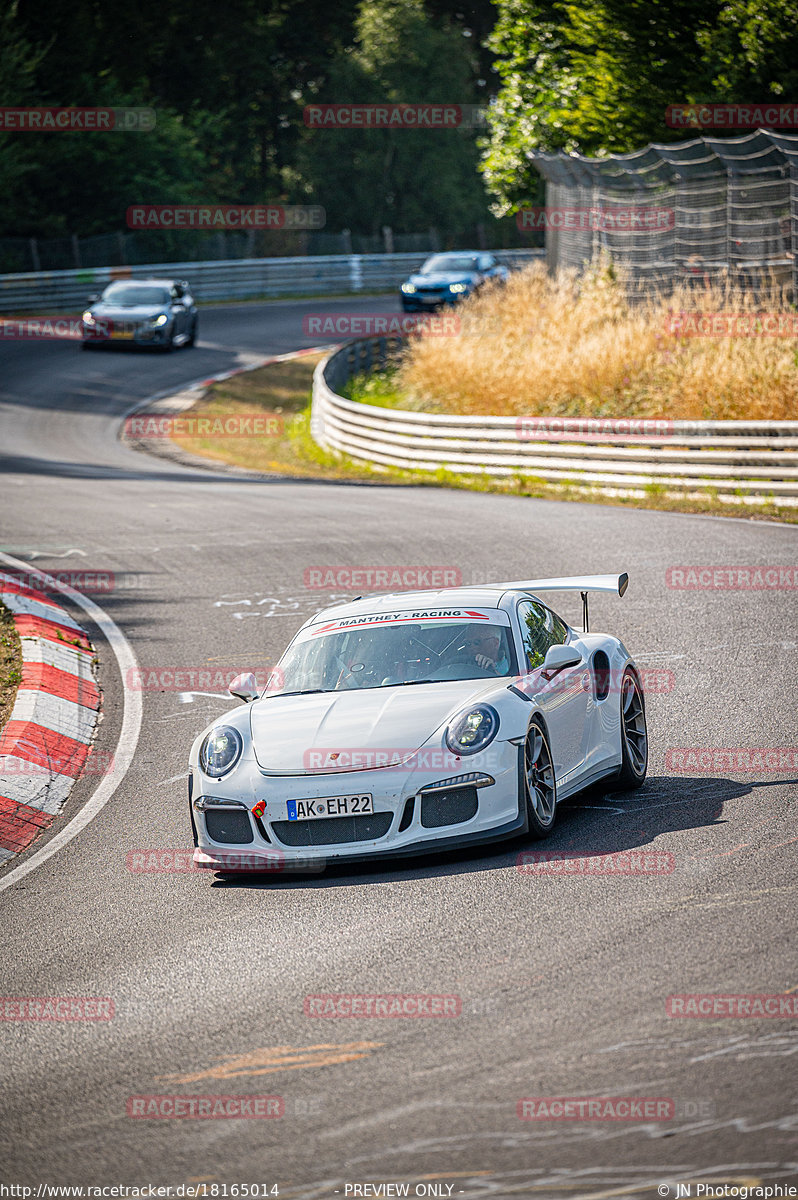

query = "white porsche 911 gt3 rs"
[188,574,647,873]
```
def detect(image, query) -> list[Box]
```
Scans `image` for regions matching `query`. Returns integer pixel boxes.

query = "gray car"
[81,278,198,350]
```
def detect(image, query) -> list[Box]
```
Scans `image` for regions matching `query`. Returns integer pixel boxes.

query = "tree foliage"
[482,0,798,211]
[3,0,493,238]
[295,0,491,235]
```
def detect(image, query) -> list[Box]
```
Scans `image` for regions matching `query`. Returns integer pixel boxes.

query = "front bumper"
[401,292,469,311]
[191,742,524,872]
[82,321,173,346]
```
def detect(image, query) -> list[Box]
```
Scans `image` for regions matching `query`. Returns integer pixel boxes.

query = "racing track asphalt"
[1,294,797,1196]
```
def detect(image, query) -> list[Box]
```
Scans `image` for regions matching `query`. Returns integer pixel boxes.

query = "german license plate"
[287,794,373,821]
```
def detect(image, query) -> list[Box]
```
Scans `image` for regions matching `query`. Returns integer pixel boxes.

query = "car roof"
[106,278,178,287]
[426,250,483,257]
[307,587,514,625]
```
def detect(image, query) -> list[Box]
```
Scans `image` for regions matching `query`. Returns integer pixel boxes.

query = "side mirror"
[87,294,99,304]
[228,671,259,702]
[541,644,582,677]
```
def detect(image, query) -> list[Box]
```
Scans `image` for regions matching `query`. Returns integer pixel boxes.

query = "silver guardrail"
[0,249,543,313]
[311,336,798,505]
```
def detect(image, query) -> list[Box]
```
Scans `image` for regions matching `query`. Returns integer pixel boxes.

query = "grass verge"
[167,353,798,523]
[397,262,798,420]
[0,601,22,731]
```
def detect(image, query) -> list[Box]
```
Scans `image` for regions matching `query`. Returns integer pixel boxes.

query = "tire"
[161,325,176,352]
[615,666,648,789]
[523,717,558,838]
[186,318,197,347]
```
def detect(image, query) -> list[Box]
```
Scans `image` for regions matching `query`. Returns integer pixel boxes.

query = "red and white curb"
[0,571,100,864]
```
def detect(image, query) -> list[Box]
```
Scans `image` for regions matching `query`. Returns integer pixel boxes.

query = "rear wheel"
[615,667,648,789]
[523,718,557,838]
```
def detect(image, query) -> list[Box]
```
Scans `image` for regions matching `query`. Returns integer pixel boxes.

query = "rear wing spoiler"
[496,573,629,632]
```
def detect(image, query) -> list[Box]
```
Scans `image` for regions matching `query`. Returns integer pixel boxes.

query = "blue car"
[400,252,508,312]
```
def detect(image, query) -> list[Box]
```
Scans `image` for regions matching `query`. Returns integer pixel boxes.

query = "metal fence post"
[349,255,363,291]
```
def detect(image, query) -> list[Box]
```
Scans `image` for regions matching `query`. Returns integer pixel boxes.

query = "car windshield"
[267,619,517,695]
[101,284,171,306]
[420,255,479,274]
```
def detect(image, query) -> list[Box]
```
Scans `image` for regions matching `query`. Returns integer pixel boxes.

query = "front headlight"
[200,726,243,777]
[401,283,416,294]
[148,313,169,327]
[449,282,468,293]
[82,311,95,324]
[445,705,499,756]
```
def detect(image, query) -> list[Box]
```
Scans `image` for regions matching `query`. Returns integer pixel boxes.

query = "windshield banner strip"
[311,609,502,636]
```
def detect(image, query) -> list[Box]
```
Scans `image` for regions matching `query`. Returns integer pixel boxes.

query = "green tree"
[481,0,798,212]
[0,2,46,237]
[296,0,491,235]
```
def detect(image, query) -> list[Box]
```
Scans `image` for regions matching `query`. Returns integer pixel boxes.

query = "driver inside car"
[459,626,511,675]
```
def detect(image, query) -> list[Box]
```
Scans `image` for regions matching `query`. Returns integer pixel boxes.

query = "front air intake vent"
[271,812,392,846]
[205,809,254,845]
[420,786,478,829]
[397,797,415,832]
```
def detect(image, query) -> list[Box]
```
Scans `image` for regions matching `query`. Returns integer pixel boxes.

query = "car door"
[517,599,591,785]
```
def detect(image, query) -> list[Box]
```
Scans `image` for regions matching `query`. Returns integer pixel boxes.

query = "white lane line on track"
[0,550,142,894]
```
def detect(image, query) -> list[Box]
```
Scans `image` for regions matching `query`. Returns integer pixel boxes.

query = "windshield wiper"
[396,678,448,685]
[265,688,326,698]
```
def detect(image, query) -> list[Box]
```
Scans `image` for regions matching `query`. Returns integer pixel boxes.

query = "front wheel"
[615,667,648,789]
[523,718,557,838]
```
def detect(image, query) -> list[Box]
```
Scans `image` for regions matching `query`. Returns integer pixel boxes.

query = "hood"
[409,272,476,287]
[249,679,497,774]
[90,303,166,319]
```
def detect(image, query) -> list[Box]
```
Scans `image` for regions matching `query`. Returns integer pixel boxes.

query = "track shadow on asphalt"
[0,451,385,487]
[211,772,792,890]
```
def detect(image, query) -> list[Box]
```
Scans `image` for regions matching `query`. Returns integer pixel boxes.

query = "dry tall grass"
[397,263,798,420]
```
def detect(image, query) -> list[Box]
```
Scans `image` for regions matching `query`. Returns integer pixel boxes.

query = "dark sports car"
[81,278,198,350]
